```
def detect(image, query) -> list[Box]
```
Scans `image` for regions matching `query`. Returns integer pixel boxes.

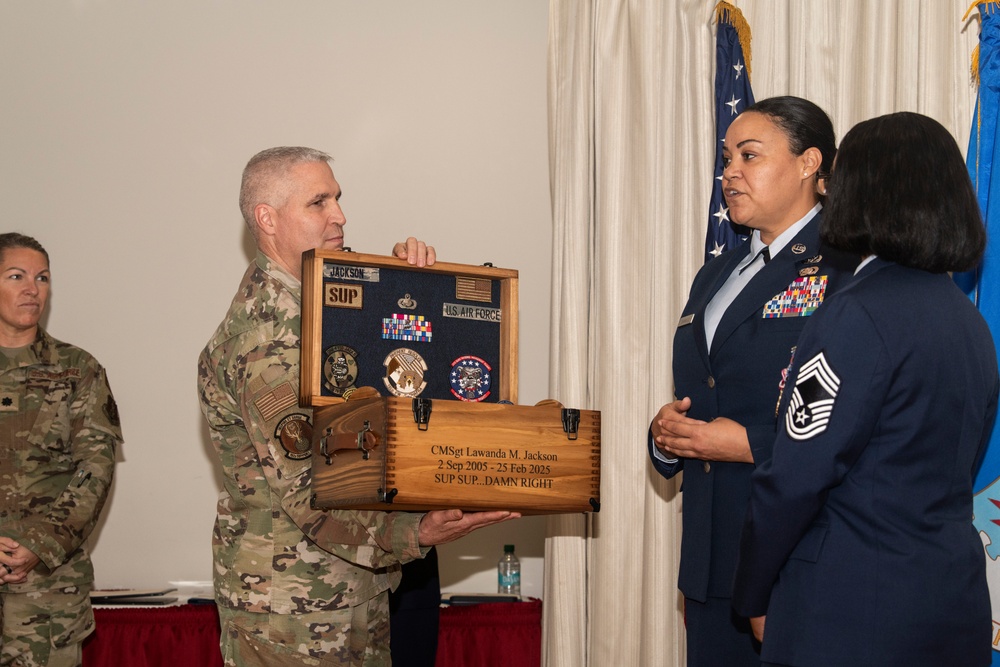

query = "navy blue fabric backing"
[319,261,504,401]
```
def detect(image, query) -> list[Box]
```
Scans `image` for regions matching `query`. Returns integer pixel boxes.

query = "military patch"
[323,345,359,396]
[103,394,121,427]
[382,314,432,342]
[0,393,18,412]
[791,243,807,254]
[455,276,493,302]
[450,355,492,402]
[324,282,364,309]
[397,293,417,310]
[762,276,828,318]
[254,382,298,421]
[275,413,313,459]
[323,264,381,282]
[383,348,428,397]
[442,302,502,323]
[785,351,840,441]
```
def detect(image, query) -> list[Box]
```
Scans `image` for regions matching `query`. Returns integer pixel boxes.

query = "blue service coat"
[649,215,858,601]
[732,258,998,666]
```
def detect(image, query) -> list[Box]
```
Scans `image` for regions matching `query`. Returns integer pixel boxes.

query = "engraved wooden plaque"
[311,395,601,514]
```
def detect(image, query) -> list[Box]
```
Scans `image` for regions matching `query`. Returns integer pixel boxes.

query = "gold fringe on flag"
[714,1,753,80]
[966,1,1000,86]
[963,1,1000,185]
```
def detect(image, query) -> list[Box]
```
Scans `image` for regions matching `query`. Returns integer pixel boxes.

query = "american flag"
[705,2,755,263]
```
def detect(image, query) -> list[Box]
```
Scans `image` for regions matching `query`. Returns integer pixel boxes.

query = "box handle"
[320,420,380,464]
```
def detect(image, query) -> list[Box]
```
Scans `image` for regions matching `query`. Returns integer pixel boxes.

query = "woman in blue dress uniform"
[732,112,996,666]
[647,97,859,666]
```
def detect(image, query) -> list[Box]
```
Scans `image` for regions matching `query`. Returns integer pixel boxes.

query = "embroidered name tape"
[323,264,381,282]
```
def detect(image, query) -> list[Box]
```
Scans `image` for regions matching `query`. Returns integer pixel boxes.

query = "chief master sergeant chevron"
[198,146,518,666]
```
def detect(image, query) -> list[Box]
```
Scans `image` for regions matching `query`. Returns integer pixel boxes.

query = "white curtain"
[544,2,979,665]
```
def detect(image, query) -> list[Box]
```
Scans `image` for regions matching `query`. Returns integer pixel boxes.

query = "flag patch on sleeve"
[785,351,840,441]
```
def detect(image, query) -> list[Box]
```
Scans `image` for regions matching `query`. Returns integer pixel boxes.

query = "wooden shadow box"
[300,250,601,514]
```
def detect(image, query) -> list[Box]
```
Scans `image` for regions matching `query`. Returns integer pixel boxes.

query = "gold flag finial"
[714,2,753,79]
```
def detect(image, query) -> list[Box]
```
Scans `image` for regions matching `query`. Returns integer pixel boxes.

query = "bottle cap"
[504,544,515,553]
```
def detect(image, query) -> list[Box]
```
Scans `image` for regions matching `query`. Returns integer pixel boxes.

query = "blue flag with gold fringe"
[965,2,1000,660]
[705,1,755,263]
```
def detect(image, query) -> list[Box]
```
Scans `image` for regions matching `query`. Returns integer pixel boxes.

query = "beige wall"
[2,1,551,598]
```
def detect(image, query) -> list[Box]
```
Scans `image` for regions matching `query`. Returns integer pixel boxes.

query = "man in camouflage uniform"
[0,233,122,667]
[198,147,515,666]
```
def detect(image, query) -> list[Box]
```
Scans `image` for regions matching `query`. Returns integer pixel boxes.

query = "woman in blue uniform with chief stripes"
[732,112,998,666]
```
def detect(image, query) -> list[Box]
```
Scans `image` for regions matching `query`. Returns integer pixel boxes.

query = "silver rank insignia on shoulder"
[383,348,428,397]
[323,345,359,396]
[0,393,18,412]
[677,314,695,328]
[785,351,840,441]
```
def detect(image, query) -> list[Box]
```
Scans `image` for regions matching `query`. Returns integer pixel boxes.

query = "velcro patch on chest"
[0,393,18,412]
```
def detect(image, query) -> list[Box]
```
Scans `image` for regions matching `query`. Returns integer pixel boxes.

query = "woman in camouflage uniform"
[0,233,122,667]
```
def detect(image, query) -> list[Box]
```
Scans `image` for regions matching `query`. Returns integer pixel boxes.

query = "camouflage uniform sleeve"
[2,361,121,570]
[235,332,425,568]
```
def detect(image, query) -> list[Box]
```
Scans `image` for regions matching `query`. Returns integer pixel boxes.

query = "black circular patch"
[323,345,359,396]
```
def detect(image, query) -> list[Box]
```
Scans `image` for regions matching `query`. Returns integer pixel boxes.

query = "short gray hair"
[239,146,332,237]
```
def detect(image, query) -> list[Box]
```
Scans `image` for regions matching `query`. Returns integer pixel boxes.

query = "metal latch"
[320,420,379,464]
[412,398,433,431]
[562,408,580,441]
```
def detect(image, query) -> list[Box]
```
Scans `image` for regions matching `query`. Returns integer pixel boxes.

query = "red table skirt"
[83,604,222,667]
[435,599,541,667]
[83,600,541,667]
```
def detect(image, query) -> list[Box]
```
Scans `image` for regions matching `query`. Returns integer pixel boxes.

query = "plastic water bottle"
[497,544,521,595]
